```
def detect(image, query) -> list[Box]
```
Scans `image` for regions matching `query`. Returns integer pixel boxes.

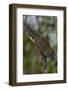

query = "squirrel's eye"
[44,51,49,56]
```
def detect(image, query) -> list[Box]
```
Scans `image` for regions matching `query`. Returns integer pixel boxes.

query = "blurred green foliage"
[23,16,57,74]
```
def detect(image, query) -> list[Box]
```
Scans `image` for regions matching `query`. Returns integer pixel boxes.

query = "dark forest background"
[23,15,57,74]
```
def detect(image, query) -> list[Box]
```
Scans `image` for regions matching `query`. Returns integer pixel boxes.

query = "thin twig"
[42,57,47,73]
